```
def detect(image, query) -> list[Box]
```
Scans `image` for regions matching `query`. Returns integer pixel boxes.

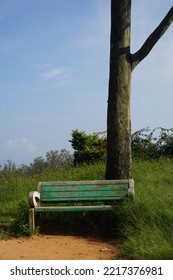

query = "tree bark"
[106,0,132,179]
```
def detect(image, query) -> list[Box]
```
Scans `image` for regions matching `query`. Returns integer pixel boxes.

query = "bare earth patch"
[0,234,117,260]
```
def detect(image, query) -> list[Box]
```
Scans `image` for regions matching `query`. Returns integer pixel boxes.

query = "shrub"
[131,127,173,160]
[69,130,106,165]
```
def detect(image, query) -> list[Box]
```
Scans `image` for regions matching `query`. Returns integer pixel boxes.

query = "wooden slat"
[40,190,128,200]
[38,180,129,189]
[40,191,128,202]
[34,205,115,212]
[41,184,128,192]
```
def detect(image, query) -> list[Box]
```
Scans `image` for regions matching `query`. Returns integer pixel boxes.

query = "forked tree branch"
[131,6,173,70]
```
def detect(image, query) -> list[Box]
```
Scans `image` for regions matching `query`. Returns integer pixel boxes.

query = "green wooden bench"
[28,179,134,231]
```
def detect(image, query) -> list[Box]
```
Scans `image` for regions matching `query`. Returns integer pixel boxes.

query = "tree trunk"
[105,0,172,180]
[106,0,132,179]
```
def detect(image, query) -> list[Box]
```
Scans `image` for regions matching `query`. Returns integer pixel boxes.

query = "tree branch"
[131,6,173,70]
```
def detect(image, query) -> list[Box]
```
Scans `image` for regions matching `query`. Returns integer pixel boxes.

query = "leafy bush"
[69,129,106,165]
[131,127,173,160]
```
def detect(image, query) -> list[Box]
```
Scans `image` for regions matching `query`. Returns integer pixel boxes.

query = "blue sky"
[0,0,172,165]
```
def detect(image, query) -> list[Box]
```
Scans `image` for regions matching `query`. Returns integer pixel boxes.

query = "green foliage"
[0,149,73,178]
[0,160,18,179]
[69,127,173,165]
[10,201,38,237]
[45,149,73,169]
[0,176,37,223]
[132,127,173,160]
[69,129,106,164]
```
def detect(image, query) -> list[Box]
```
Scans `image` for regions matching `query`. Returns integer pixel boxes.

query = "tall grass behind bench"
[0,176,37,223]
[0,163,105,223]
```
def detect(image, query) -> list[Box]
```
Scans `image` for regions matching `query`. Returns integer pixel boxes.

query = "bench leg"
[29,208,35,231]
[128,179,135,199]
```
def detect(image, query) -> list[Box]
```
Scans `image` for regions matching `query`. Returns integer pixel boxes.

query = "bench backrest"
[37,180,134,204]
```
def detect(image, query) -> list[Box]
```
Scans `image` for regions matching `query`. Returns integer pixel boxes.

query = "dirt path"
[0,234,117,260]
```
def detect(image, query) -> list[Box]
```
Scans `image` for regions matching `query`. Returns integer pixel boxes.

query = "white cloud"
[41,68,64,80]
[40,68,72,86]
[6,138,37,154]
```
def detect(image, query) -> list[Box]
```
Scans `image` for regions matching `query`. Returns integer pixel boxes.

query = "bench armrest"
[29,191,40,207]
[128,179,135,199]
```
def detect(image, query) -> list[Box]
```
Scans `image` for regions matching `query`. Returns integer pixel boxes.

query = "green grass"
[1,159,173,259]
[120,158,173,259]
[0,163,105,223]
